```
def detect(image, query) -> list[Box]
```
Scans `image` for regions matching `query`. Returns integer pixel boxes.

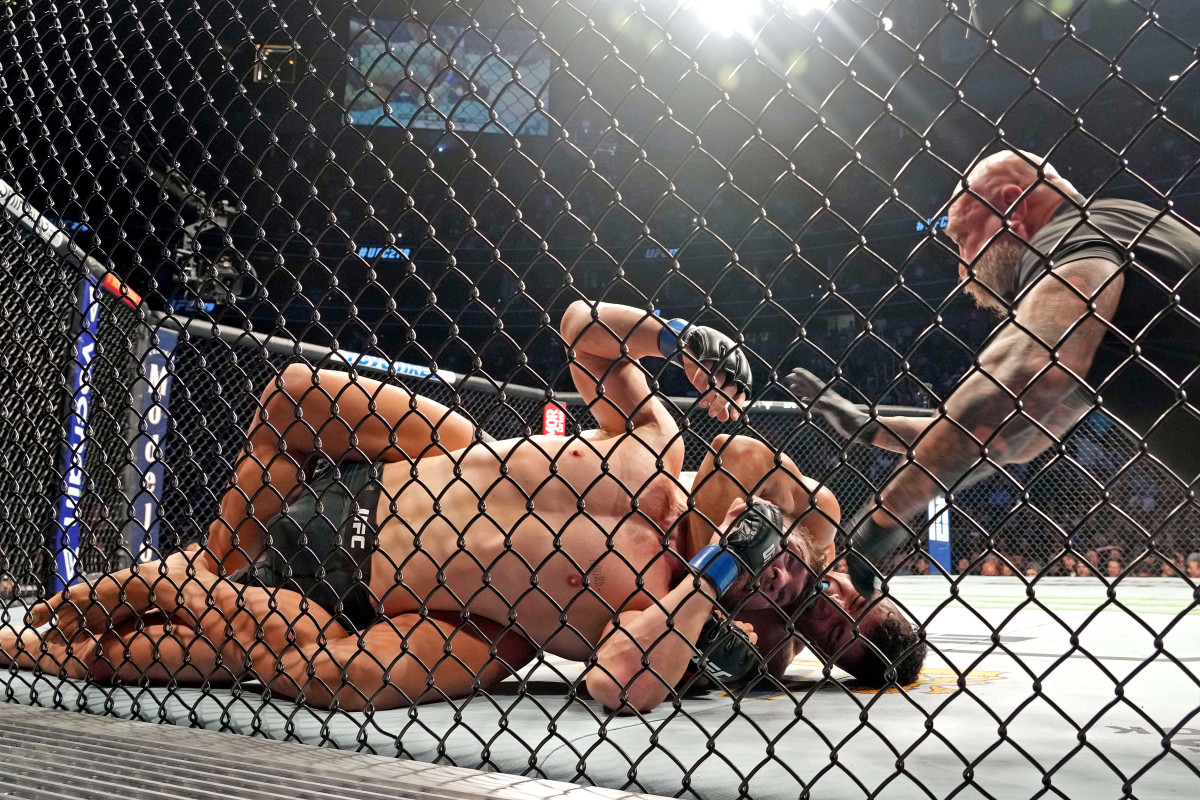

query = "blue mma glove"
[657,318,752,396]
[689,500,786,595]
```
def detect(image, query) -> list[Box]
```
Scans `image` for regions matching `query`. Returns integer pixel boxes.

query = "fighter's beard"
[962,236,1024,317]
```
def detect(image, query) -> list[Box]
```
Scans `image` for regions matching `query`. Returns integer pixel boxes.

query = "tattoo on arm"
[876,258,1121,522]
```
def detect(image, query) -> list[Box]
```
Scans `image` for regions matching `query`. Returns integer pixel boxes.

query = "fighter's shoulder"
[1019,201,1130,279]
[1018,256,1123,302]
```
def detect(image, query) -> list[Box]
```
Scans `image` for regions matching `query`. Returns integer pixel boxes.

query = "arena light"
[786,0,834,12]
[680,1,834,40]
[681,0,763,38]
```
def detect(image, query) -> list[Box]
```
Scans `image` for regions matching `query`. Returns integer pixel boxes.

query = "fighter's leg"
[87,613,236,686]
[209,363,481,571]
[83,572,535,710]
[0,618,93,677]
[267,610,536,710]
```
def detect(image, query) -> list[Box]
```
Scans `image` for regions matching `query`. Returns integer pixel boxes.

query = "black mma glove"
[658,318,752,396]
[689,500,786,595]
[846,512,912,598]
[688,612,760,683]
[785,367,878,444]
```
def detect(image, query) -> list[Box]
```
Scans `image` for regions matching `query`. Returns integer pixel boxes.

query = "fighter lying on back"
[3,299,922,711]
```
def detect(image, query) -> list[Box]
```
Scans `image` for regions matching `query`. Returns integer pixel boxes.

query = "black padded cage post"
[0,179,145,594]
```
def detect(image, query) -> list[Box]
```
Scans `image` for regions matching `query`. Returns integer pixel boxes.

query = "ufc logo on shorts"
[350,507,370,551]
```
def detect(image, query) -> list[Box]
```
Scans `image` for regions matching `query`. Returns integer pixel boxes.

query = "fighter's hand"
[706,498,785,577]
[668,324,750,421]
[730,618,758,646]
[785,368,876,442]
[684,357,748,422]
[846,512,912,598]
[688,610,762,683]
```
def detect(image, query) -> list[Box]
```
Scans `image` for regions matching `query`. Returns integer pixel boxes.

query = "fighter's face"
[793,570,898,668]
[719,497,817,611]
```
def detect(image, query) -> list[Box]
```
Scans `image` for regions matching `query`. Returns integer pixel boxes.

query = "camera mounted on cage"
[117,138,257,309]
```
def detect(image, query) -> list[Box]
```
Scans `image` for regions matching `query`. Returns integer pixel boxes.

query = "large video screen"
[343,18,553,135]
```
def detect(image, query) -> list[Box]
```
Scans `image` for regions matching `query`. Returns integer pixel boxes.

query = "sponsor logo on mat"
[852,667,1006,695]
[734,663,1006,700]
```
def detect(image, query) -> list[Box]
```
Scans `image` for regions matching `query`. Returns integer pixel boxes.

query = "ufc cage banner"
[129,328,180,564]
[53,274,100,591]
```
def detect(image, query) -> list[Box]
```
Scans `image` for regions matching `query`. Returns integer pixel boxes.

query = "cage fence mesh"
[0,200,78,590]
[148,332,1180,580]
[1,0,1199,797]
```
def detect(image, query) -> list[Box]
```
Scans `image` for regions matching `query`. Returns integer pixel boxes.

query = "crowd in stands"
[829,550,1200,580]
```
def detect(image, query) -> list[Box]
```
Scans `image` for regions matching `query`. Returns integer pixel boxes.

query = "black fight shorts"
[226,461,382,632]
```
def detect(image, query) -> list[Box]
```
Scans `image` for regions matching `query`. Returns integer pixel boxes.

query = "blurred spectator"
[957,557,971,575]
[914,557,930,576]
[0,545,11,601]
[1075,561,1093,578]
[1062,554,1079,575]
[981,559,999,577]
[1188,553,1200,579]
[1086,550,1101,568]
[1162,559,1178,578]
[1024,563,1040,578]
[1107,559,1123,578]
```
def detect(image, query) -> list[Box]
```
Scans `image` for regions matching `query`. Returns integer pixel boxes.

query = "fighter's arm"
[690,434,840,554]
[997,385,1093,464]
[785,368,934,454]
[267,612,536,711]
[786,370,1090,463]
[872,257,1122,524]
[584,577,723,714]
[559,301,750,438]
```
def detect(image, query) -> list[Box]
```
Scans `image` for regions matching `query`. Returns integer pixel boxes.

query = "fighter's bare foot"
[0,613,97,678]
[26,546,217,639]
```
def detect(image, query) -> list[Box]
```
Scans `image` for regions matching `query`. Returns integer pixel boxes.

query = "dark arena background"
[1,1,1199,798]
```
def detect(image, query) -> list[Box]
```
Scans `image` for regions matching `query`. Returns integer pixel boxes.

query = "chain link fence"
[2,0,1199,797]
[146,326,1174,579]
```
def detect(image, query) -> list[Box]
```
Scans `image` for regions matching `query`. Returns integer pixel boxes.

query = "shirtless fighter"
[789,149,1200,596]
[3,300,923,712]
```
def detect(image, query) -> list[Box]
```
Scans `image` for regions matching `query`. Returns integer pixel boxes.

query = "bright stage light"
[680,0,834,39]
[681,0,763,38]
[786,0,834,12]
